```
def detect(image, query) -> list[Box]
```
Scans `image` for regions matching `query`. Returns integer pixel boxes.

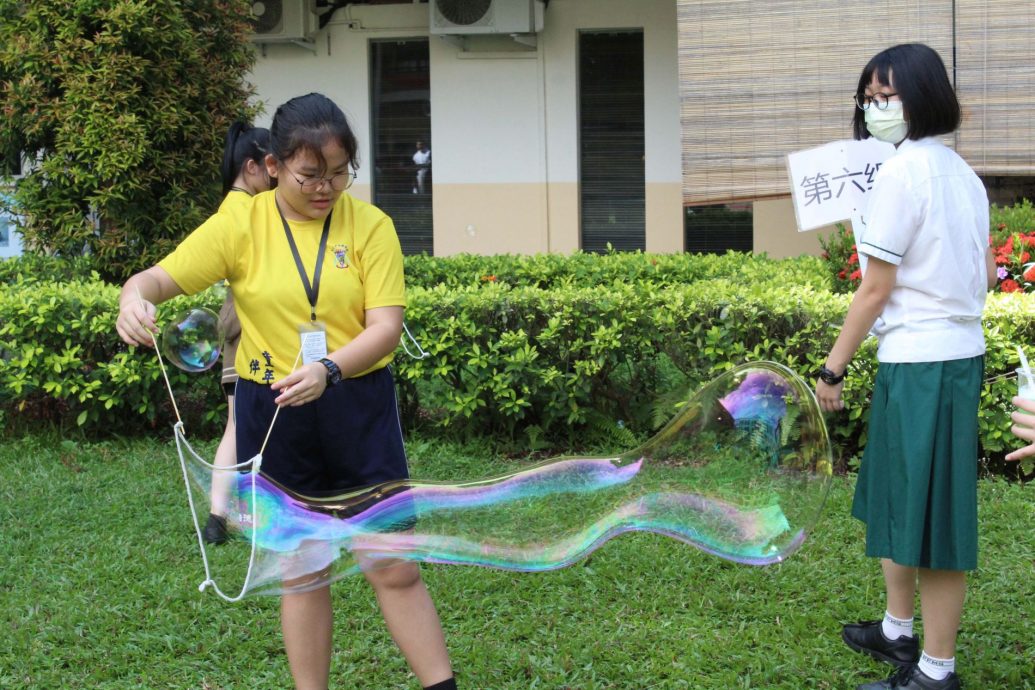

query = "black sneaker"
[843,620,920,667]
[857,663,961,690]
[203,513,229,545]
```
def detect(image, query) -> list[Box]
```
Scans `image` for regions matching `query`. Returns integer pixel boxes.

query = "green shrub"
[990,198,1035,248]
[2,253,1030,477]
[817,223,860,295]
[0,0,257,282]
[0,282,225,435]
[404,250,832,292]
[0,254,98,285]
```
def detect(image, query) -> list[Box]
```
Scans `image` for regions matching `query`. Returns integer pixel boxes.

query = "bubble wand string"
[139,293,303,601]
[135,288,182,424]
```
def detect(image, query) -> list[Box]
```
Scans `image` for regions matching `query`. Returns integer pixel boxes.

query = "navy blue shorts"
[234,367,409,496]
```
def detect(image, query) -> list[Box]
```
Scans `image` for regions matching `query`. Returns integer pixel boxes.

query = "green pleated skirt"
[851,356,983,571]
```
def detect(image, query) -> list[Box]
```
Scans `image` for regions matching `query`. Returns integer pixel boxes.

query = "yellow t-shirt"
[158,191,406,383]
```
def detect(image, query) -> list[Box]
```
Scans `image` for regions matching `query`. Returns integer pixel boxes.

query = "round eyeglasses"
[283,166,357,193]
[854,92,899,111]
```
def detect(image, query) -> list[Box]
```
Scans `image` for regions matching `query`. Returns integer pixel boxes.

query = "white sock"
[881,610,914,640]
[918,651,955,680]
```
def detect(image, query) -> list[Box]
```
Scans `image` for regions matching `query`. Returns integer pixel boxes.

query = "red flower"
[1022,252,1032,264]
[1001,279,1021,293]
[838,270,847,279]
[847,252,859,265]
[850,269,862,282]
[1024,265,1035,282]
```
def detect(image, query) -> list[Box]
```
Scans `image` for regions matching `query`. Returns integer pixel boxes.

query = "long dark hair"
[269,93,359,173]
[221,121,270,194]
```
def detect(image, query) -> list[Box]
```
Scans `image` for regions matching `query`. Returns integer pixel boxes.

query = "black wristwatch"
[319,358,342,386]
[818,366,846,385]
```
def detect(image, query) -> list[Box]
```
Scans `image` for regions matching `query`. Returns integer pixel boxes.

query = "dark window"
[684,204,753,254]
[370,39,433,255]
[579,31,645,253]
[981,176,1035,207]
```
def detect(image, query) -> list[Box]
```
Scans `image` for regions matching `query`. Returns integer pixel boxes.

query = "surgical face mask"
[865,101,908,144]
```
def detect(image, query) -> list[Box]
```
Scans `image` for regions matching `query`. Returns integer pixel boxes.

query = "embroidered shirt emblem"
[332,244,349,269]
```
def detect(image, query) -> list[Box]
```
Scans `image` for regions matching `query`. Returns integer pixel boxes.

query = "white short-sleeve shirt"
[857,137,989,363]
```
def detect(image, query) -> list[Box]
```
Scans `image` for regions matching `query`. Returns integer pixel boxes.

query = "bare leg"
[364,561,453,686]
[882,558,918,620]
[281,583,333,690]
[209,395,236,516]
[918,568,966,659]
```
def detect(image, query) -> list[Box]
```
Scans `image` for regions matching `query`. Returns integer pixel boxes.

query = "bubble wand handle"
[1018,346,1032,381]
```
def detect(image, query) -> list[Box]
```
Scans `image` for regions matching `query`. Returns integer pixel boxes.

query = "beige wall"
[752,197,827,258]
[433,183,549,255]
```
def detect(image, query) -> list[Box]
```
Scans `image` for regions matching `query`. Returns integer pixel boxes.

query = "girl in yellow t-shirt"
[116,93,456,690]
[203,120,271,546]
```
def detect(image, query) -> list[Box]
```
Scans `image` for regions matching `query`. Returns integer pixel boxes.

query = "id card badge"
[299,321,328,364]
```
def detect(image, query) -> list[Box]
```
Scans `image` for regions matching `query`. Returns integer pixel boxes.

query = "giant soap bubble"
[161,308,224,372]
[177,361,832,598]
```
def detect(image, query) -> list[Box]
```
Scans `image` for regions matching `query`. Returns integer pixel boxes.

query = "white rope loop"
[150,312,303,603]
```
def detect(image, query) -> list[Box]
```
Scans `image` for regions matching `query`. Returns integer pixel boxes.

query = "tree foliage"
[0,0,257,281]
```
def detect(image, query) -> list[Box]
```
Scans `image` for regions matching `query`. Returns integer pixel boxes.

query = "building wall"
[752,198,825,258]
[248,0,684,256]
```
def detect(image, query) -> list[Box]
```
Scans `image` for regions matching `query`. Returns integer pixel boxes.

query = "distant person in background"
[412,139,431,194]
[204,121,272,545]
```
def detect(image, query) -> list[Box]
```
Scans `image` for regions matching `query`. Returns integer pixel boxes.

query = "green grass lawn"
[1,435,1032,689]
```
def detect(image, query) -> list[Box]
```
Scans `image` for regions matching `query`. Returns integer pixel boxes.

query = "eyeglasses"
[282,166,357,193]
[854,92,899,111]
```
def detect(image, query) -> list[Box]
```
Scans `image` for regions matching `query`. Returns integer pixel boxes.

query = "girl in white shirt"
[815,43,997,690]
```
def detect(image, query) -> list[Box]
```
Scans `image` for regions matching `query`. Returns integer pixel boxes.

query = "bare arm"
[115,266,184,347]
[986,246,997,291]
[271,306,404,407]
[815,257,897,412]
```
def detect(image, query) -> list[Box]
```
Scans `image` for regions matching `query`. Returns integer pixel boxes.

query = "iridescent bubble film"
[161,308,224,373]
[180,361,832,596]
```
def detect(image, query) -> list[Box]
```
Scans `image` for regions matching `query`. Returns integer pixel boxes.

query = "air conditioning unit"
[249,0,318,43]
[430,0,545,35]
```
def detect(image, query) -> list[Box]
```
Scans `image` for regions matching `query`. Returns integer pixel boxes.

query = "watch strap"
[319,357,342,385]
[818,366,846,385]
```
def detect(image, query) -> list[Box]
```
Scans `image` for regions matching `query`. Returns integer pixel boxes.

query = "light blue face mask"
[865,101,908,144]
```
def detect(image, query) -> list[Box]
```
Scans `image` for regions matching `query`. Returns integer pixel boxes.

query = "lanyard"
[277,201,332,322]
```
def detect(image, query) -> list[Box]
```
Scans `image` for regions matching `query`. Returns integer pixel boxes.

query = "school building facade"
[247,0,1033,257]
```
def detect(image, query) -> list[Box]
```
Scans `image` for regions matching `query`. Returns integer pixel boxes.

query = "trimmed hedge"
[1,252,1032,475]
[404,250,832,291]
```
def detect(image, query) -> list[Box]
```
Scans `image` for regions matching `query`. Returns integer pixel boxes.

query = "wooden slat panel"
[677,1,954,205]
[955,1,1035,175]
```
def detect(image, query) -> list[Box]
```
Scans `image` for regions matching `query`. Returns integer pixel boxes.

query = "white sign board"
[786,139,894,232]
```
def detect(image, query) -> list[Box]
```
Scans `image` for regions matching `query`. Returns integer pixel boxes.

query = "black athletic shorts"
[234,366,409,496]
